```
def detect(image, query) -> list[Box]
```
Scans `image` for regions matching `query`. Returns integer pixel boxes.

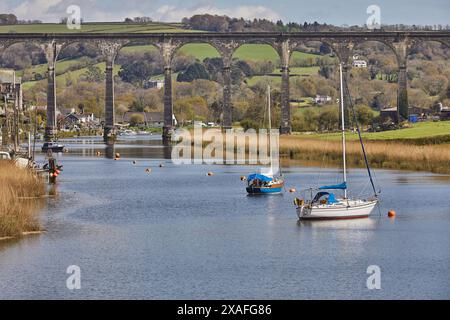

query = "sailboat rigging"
[246,85,284,195]
[294,63,379,219]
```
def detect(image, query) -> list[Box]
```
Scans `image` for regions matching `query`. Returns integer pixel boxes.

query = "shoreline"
[0,163,46,239]
[279,136,450,174]
[0,230,46,242]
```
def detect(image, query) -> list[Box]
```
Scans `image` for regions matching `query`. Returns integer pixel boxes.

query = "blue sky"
[2,0,449,26]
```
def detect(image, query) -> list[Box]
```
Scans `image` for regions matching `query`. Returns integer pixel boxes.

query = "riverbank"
[279,135,450,174]
[0,163,45,239]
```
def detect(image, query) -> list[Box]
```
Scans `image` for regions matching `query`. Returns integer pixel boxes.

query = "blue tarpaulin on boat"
[319,182,347,190]
[247,174,273,182]
[327,193,338,204]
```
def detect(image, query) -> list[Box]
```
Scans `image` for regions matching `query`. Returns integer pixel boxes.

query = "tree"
[355,105,375,126]
[119,60,154,87]
[421,75,448,96]
[83,65,105,83]
[0,14,18,24]
[319,43,332,55]
[177,63,210,82]
[318,106,339,131]
[130,113,145,126]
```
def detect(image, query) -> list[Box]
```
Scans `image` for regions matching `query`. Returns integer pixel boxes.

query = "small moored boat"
[246,173,283,194]
[245,85,284,195]
[42,142,65,153]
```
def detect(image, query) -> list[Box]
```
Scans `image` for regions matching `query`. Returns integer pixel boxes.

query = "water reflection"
[105,144,115,159]
[54,135,174,160]
[297,216,380,230]
[1,136,449,299]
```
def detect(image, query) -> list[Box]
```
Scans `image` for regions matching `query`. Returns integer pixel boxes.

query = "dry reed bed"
[0,162,45,238]
[280,136,450,174]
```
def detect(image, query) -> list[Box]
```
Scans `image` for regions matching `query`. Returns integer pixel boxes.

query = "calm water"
[1,136,449,299]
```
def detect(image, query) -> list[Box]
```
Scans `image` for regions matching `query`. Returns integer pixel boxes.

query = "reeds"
[280,136,450,174]
[0,162,45,238]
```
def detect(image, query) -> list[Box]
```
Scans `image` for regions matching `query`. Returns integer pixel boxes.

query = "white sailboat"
[295,63,378,220]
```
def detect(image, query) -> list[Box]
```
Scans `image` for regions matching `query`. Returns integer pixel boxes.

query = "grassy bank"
[0,163,45,239]
[280,135,450,174]
[298,121,450,143]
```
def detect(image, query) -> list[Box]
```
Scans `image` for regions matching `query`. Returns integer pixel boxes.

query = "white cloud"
[12,0,64,21]
[154,4,282,22]
[5,0,282,23]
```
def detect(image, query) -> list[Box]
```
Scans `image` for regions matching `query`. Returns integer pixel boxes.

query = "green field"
[22,61,121,90]
[297,121,450,141]
[272,66,320,76]
[0,23,188,34]
[18,57,85,78]
[19,42,323,89]
[246,66,319,86]
[120,43,320,63]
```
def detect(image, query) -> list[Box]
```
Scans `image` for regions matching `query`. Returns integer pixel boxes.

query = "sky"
[1,0,449,26]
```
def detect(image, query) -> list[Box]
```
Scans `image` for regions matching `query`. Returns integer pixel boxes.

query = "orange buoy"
[388,210,396,218]
[96,151,101,156]
[289,188,296,193]
[207,172,213,176]
[115,153,121,158]
[240,176,247,181]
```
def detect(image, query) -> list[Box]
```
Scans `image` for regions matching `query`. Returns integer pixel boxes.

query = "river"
[0,135,449,299]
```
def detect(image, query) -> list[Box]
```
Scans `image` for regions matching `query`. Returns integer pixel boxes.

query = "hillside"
[19,43,322,89]
[0,22,189,33]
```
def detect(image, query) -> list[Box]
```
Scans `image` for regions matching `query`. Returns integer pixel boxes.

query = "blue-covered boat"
[246,173,284,194]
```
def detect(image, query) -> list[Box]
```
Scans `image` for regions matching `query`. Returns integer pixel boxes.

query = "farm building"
[352,60,367,68]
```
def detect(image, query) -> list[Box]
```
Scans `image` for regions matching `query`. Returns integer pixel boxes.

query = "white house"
[352,60,367,68]
[144,79,165,89]
[314,95,332,105]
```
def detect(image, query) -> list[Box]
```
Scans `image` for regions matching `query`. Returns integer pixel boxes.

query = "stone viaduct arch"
[0,31,448,142]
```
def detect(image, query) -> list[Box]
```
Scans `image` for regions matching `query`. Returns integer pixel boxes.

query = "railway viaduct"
[1,31,449,142]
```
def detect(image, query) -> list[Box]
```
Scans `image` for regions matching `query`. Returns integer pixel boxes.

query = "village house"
[58,108,99,130]
[120,111,164,127]
[143,79,165,90]
[352,60,367,68]
[0,69,23,114]
[380,107,399,123]
[314,95,332,105]
[437,102,450,120]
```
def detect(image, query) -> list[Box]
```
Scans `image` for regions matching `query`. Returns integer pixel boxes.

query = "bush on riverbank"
[280,136,450,174]
[0,163,45,238]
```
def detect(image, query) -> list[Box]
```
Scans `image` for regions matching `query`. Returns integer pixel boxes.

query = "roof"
[381,107,397,112]
[121,111,163,123]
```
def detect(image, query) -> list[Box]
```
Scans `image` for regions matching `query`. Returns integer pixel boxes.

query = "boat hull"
[246,184,283,194]
[42,147,65,153]
[297,200,377,220]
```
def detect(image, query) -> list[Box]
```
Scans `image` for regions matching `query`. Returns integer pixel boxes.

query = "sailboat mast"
[339,63,347,199]
[267,85,273,176]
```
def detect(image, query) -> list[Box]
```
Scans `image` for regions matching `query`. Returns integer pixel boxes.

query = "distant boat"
[295,63,378,220]
[246,173,284,194]
[118,129,137,136]
[246,85,284,195]
[42,142,65,153]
